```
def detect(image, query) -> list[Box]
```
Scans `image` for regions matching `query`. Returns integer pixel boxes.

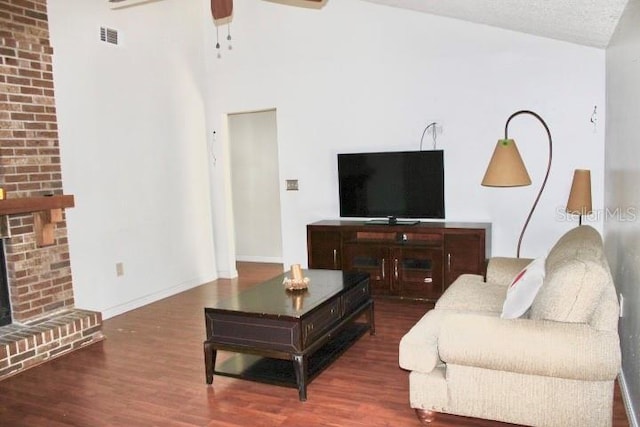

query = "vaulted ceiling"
[360,0,629,48]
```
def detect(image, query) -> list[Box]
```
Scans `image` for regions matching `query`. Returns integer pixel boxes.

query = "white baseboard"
[217,268,238,279]
[235,255,283,264]
[620,371,639,427]
[100,275,215,320]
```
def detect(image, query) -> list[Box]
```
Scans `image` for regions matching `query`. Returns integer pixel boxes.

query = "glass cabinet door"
[342,243,392,296]
[394,247,443,300]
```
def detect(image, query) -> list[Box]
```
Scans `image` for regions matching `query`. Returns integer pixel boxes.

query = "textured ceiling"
[360,0,629,48]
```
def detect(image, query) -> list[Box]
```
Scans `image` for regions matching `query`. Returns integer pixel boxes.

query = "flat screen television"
[337,150,444,224]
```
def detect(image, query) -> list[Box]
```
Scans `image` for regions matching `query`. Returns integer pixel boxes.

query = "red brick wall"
[1,0,74,323]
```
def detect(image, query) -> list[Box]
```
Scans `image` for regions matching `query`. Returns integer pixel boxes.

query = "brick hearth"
[0,309,102,378]
[0,0,103,380]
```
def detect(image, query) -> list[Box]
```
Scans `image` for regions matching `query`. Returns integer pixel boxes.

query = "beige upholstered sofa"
[399,225,621,426]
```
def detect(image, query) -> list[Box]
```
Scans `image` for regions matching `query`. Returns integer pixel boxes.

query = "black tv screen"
[338,150,445,220]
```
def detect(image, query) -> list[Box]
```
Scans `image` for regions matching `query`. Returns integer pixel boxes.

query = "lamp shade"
[566,169,592,215]
[481,139,532,187]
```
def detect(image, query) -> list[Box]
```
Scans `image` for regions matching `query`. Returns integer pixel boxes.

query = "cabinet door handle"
[447,253,451,272]
[333,249,337,269]
[381,258,386,280]
[394,258,399,281]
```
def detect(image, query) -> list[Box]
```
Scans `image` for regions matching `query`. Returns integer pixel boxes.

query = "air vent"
[100,27,119,45]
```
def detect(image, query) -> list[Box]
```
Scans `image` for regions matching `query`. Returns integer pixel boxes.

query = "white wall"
[205,0,606,274]
[228,110,283,263]
[605,0,640,424]
[48,0,217,318]
[44,0,608,318]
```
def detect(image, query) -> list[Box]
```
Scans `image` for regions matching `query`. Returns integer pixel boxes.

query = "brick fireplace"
[0,0,103,380]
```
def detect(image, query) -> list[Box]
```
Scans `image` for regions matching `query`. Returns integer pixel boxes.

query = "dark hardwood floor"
[0,262,630,426]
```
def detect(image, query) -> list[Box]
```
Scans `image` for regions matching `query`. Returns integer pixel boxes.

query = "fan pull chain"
[227,24,232,50]
[216,26,221,58]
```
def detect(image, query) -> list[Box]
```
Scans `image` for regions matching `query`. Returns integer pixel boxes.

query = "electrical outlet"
[619,293,624,317]
[286,179,299,191]
[116,262,124,277]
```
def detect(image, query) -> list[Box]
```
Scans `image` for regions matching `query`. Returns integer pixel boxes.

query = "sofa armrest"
[399,310,451,373]
[438,313,621,381]
[485,257,533,287]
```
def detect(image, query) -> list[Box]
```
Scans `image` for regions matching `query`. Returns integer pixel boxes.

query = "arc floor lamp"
[481,110,553,258]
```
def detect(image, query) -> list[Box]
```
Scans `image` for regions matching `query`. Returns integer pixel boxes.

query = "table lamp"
[566,169,592,225]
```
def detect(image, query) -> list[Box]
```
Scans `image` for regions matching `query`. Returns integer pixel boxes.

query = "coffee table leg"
[204,341,217,385]
[293,354,307,401]
[368,301,376,335]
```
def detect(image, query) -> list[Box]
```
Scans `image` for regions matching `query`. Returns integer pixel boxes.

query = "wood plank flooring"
[0,262,630,426]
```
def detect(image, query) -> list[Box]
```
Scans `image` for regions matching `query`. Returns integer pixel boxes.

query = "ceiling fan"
[211,0,325,57]
[211,0,325,20]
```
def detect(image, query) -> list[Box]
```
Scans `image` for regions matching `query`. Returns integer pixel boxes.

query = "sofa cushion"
[439,314,621,380]
[486,257,533,287]
[436,274,506,314]
[501,257,545,319]
[545,225,603,272]
[529,226,611,323]
[529,257,608,323]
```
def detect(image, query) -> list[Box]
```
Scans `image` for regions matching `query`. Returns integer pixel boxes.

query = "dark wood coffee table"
[203,269,374,401]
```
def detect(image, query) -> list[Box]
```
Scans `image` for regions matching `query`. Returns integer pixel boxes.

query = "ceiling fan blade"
[211,0,233,20]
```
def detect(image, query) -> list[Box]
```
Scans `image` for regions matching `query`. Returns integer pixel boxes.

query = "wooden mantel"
[0,195,75,246]
[0,195,74,215]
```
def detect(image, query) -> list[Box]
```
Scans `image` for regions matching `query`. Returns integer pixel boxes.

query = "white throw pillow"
[501,257,546,319]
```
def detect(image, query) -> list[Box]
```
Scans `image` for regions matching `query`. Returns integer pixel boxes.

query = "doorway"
[228,109,283,263]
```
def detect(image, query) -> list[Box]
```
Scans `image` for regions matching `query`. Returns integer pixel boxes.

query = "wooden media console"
[307,220,491,301]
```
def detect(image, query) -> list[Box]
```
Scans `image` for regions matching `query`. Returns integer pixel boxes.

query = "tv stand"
[367,217,420,226]
[307,220,491,301]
